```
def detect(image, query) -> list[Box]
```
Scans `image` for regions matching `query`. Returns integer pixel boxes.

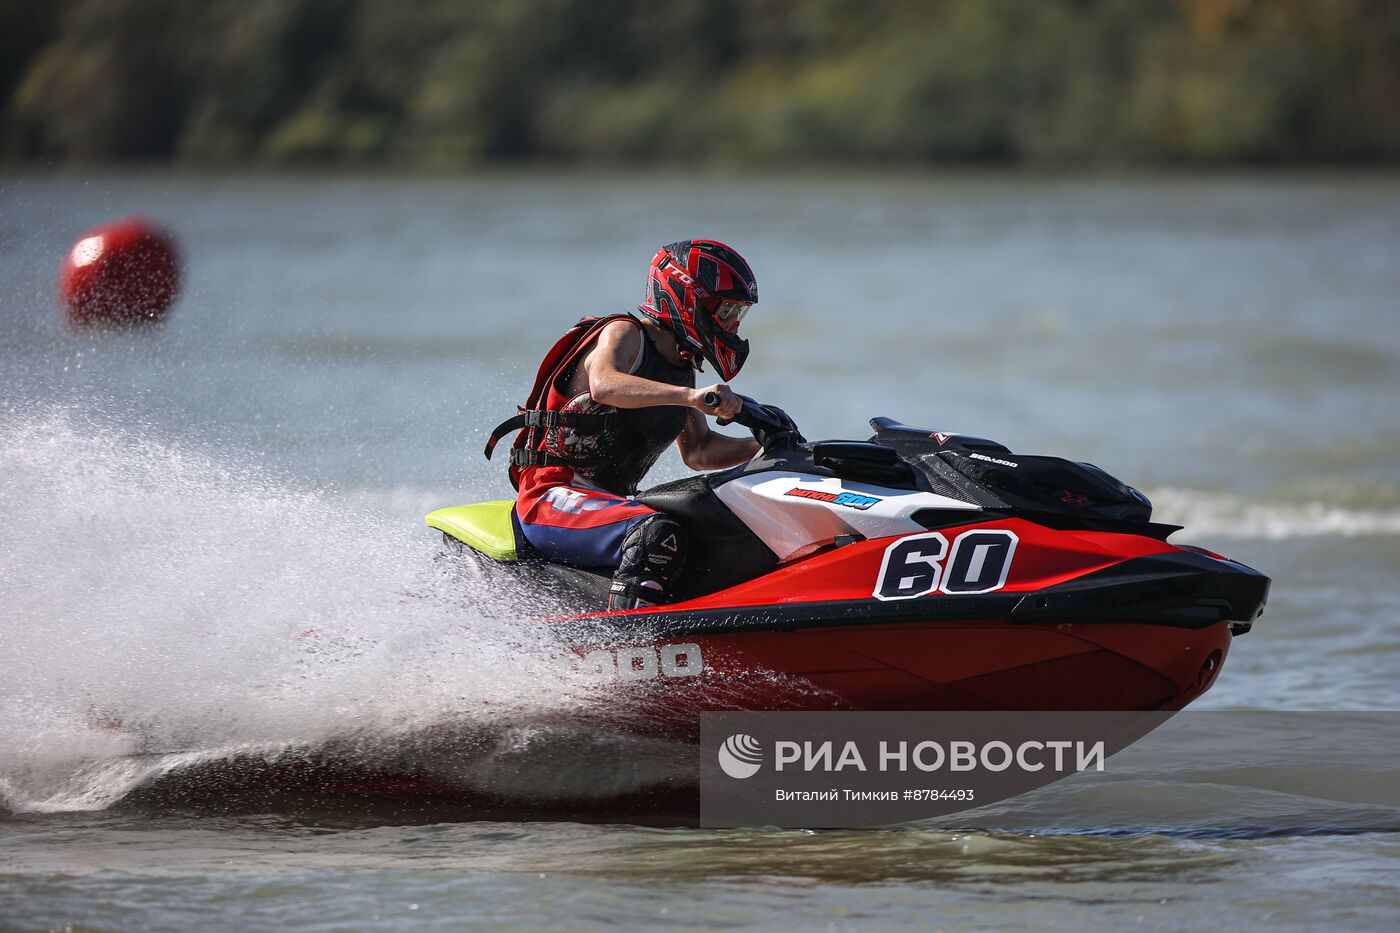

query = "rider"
[485,240,761,610]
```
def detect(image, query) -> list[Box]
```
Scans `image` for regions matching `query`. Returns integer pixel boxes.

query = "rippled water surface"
[2,171,1398,930]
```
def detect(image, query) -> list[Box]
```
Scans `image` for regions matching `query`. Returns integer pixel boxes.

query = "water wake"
[1150,486,1400,540]
[0,409,644,814]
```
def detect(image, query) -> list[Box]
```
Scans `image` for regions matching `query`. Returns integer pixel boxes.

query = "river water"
[2,170,1398,929]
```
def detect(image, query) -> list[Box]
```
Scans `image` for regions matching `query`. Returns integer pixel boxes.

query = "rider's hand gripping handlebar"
[706,392,805,453]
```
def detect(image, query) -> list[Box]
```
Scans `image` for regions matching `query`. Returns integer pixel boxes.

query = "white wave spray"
[0,408,656,813]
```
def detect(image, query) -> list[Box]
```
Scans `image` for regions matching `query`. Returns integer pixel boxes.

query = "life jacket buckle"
[509,447,560,468]
[522,409,564,429]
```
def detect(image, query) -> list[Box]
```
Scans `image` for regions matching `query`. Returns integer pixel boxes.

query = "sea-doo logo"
[576,643,703,681]
[718,733,764,779]
[932,432,954,446]
[784,487,882,510]
[969,452,1019,469]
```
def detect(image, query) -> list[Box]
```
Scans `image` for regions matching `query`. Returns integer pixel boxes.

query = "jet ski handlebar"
[705,392,806,453]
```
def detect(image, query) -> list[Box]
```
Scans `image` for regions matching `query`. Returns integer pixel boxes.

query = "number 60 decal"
[873,530,1019,601]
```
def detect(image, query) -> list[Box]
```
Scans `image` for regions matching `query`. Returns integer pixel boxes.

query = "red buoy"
[58,218,181,327]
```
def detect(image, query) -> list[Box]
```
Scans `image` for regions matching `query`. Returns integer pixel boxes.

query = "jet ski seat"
[426,500,520,561]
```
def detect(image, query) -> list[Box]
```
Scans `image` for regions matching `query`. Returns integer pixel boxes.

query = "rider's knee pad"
[611,514,687,607]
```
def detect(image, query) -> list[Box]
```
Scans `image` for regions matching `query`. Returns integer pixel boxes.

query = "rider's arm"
[677,409,760,471]
[586,321,744,418]
[585,320,756,469]
[585,322,697,409]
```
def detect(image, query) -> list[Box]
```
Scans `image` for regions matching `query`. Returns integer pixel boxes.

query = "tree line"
[4,0,1397,166]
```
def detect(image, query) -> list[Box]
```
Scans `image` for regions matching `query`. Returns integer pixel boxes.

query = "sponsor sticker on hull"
[784,487,882,510]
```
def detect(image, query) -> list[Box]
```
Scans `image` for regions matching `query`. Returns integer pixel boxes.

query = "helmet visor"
[714,299,753,333]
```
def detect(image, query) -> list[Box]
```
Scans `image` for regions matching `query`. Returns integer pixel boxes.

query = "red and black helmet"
[639,239,757,381]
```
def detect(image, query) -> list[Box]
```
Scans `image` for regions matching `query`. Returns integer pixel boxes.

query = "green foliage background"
[4,0,1398,165]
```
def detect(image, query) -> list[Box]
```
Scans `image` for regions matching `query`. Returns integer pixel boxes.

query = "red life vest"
[484,314,693,493]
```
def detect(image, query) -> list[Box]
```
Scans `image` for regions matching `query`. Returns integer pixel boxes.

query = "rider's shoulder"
[595,316,644,345]
[584,316,644,365]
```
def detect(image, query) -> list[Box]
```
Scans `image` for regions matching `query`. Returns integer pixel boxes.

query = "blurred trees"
[3,0,1397,165]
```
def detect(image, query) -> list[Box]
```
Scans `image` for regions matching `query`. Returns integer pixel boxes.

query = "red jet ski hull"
[548,518,1261,737]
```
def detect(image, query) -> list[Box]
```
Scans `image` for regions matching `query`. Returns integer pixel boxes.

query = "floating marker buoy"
[58,217,181,327]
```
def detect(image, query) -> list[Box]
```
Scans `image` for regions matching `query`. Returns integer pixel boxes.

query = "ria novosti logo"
[718,733,764,779]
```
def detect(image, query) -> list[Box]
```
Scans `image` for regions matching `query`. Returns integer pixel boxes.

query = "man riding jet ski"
[438,372,1270,715]
[483,239,788,611]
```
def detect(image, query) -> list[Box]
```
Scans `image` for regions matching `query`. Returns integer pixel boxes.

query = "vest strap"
[508,447,573,468]
[484,407,616,459]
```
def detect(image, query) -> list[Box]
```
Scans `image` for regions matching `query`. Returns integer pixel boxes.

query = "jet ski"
[428,397,1269,731]
[70,399,1267,818]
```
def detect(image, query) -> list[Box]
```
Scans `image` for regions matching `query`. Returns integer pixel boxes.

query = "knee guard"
[608,514,687,610]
